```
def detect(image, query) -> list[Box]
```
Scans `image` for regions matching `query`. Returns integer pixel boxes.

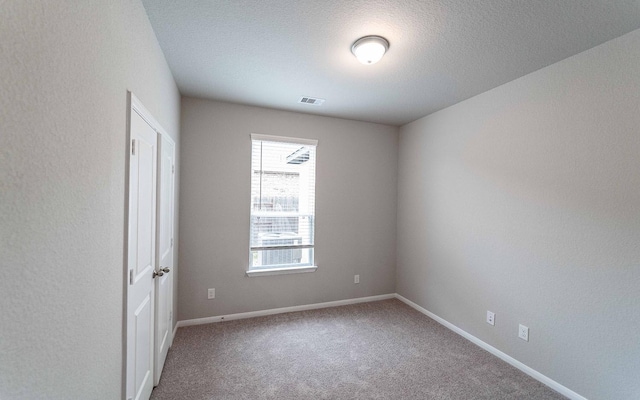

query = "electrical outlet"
[486,311,495,326]
[207,288,215,299]
[354,275,360,284]
[519,324,529,341]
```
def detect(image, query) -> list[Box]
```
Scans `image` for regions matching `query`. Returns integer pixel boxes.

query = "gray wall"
[178,98,398,320]
[0,1,180,399]
[397,29,640,400]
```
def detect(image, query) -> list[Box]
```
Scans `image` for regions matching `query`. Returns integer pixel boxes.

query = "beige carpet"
[151,299,566,399]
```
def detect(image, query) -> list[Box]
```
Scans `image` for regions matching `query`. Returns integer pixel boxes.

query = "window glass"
[249,136,316,270]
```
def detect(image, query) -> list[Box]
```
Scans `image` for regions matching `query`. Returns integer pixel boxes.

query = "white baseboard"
[176,293,395,328]
[394,294,587,400]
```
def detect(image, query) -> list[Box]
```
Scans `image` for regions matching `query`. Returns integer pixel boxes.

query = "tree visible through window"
[249,134,317,270]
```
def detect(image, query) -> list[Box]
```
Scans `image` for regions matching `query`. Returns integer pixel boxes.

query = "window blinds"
[249,134,317,269]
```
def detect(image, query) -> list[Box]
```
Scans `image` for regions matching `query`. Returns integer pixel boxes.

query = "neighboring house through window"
[247,134,317,276]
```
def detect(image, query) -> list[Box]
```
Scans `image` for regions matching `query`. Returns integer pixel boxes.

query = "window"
[248,134,317,275]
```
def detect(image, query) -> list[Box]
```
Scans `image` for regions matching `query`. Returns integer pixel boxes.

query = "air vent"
[298,96,325,106]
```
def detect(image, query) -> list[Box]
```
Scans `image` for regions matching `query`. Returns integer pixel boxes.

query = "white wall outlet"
[486,311,495,326]
[207,288,215,299]
[354,275,360,284]
[519,324,529,341]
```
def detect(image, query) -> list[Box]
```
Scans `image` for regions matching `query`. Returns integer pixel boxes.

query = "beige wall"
[0,1,180,399]
[397,29,640,399]
[178,98,398,320]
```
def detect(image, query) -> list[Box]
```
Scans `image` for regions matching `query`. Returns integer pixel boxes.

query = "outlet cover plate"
[208,288,215,299]
[519,324,529,341]
[486,311,495,326]
[354,275,360,284]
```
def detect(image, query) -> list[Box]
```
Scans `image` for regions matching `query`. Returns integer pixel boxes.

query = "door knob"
[161,267,170,273]
[153,270,164,278]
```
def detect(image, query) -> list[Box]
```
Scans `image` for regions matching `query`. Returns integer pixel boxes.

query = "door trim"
[124,92,170,400]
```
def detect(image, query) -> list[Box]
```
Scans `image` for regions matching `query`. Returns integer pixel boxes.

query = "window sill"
[246,265,318,277]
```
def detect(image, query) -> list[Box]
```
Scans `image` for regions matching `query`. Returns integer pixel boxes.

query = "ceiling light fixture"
[351,35,389,65]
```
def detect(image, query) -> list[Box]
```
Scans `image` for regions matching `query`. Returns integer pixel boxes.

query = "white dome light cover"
[351,36,390,65]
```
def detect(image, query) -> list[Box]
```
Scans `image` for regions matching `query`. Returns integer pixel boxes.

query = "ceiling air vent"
[298,96,325,106]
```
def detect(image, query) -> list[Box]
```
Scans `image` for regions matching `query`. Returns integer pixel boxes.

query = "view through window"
[249,134,317,270]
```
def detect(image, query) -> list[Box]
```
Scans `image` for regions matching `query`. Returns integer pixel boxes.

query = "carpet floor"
[151,299,566,399]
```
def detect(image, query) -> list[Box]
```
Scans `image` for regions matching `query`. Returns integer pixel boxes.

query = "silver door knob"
[153,270,164,278]
[161,267,170,273]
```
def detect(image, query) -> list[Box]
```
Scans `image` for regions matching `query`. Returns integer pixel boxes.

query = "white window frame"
[246,134,318,277]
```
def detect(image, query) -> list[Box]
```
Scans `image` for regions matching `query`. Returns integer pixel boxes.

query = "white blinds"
[249,134,317,269]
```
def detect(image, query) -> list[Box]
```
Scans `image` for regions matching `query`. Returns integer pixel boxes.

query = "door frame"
[124,92,173,400]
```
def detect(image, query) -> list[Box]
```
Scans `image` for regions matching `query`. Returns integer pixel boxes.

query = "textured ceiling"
[142,0,640,126]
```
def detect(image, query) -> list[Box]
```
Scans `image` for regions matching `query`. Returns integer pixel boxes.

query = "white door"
[154,133,175,384]
[126,99,158,400]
